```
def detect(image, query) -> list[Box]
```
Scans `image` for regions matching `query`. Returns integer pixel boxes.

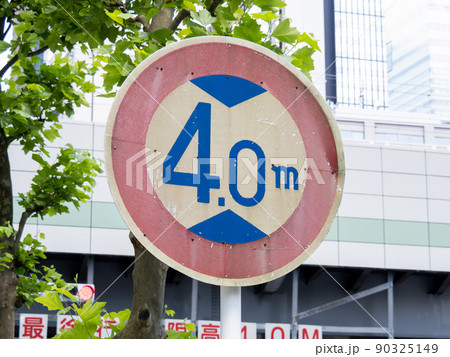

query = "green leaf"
[35,291,64,311]
[191,9,216,27]
[183,0,196,11]
[297,32,321,52]
[272,19,300,44]
[19,11,36,22]
[43,129,59,142]
[96,92,116,98]
[43,5,58,14]
[105,9,124,26]
[117,13,134,20]
[233,14,264,43]
[75,300,106,323]
[54,287,78,302]
[251,11,278,23]
[0,40,10,54]
[0,223,14,238]
[14,22,31,37]
[185,322,196,332]
[253,0,286,11]
[146,8,160,20]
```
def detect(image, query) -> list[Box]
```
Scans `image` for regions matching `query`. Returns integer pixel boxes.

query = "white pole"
[220,286,241,339]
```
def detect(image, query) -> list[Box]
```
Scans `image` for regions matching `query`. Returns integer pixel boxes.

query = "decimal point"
[218,197,225,206]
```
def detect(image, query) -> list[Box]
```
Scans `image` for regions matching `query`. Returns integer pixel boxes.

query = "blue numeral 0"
[229,140,266,207]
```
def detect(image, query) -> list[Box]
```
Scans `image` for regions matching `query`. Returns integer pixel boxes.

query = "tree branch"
[0,45,49,79]
[12,210,31,256]
[168,9,191,32]
[129,14,151,32]
[168,0,224,32]
[208,0,224,17]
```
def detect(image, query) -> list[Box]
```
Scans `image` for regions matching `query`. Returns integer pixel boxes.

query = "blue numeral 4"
[163,102,220,203]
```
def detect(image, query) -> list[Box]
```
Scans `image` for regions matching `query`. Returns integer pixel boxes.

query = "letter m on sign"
[299,325,322,339]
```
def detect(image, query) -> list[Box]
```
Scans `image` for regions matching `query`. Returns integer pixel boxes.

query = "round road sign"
[105,37,345,286]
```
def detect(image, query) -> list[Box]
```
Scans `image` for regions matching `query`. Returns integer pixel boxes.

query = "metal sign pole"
[220,286,241,339]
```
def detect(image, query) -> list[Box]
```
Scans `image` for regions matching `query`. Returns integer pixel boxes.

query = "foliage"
[36,293,191,339]
[0,226,66,308]
[97,0,320,92]
[164,304,196,339]
[18,145,102,218]
[36,283,131,339]
[0,1,104,326]
[0,0,320,338]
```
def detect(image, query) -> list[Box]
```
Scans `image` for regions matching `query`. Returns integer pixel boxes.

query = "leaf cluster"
[164,304,196,339]
[0,227,66,309]
[18,145,102,218]
[96,0,321,92]
[36,283,131,339]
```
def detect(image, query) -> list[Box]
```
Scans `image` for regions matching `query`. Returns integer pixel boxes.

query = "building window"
[337,120,365,140]
[375,123,424,144]
[434,127,450,146]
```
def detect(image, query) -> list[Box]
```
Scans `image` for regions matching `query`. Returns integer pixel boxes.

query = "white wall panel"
[426,151,450,177]
[382,148,425,174]
[11,171,34,196]
[93,124,106,151]
[303,241,339,266]
[91,228,133,256]
[92,176,114,202]
[344,170,382,195]
[385,245,430,271]
[338,242,385,269]
[383,173,427,198]
[338,193,383,219]
[430,247,450,271]
[383,197,428,222]
[428,200,450,223]
[427,176,450,200]
[51,122,93,150]
[343,145,381,171]
[38,226,90,254]
[8,145,39,172]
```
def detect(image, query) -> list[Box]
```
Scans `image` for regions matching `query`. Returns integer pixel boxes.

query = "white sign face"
[147,79,305,243]
[94,317,119,339]
[265,323,291,339]
[19,314,48,339]
[165,319,192,333]
[197,320,221,339]
[298,324,322,339]
[194,320,256,339]
[56,315,81,334]
[241,322,257,339]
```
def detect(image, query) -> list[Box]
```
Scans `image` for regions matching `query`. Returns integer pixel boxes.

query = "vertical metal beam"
[387,272,394,339]
[191,279,198,323]
[291,269,299,338]
[87,256,94,284]
[220,286,241,339]
[324,0,337,104]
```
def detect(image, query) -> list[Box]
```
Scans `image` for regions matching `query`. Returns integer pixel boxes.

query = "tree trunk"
[115,4,174,339]
[0,127,16,339]
[115,233,168,339]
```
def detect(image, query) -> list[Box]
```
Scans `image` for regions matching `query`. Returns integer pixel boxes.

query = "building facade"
[10,1,450,338]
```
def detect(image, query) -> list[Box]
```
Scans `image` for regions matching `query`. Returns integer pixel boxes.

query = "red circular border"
[109,40,340,281]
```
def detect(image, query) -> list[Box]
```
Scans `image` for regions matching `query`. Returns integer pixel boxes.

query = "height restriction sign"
[105,37,344,286]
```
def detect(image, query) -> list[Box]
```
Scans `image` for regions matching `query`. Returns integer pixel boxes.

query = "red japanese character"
[60,317,76,330]
[200,323,220,339]
[22,317,45,339]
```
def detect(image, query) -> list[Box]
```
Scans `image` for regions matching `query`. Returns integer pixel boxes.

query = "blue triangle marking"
[191,75,267,108]
[188,209,267,244]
